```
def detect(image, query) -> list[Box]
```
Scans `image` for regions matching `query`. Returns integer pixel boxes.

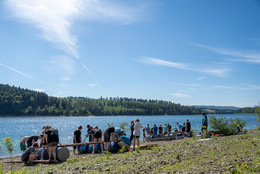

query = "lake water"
[0,114,257,158]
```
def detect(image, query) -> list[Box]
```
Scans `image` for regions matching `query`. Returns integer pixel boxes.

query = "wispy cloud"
[192,43,260,63]
[170,93,190,98]
[241,84,260,90]
[5,0,143,58]
[212,85,234,89]
[5,0,148,82]
[140,57,190,69]
[140,57,230,77]
[87,83,99,87]
[0,62,42,82]
[197,76,206,80]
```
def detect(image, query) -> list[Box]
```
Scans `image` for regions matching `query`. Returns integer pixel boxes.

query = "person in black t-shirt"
[46,128,59,162]
[27,135,43,147]
[104,127,115,152]
[130,121,134,144]
[167,123,171,133]
[85,124,93,142]
[158,124,163,135]
[21,142,39,164]
[92,126,103,153]
[186,119,191,137]
[73,125,82,154]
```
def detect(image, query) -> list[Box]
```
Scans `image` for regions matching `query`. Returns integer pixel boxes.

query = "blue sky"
[0,0,260,107]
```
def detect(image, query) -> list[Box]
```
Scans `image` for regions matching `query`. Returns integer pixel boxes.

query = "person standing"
[201,113,208,133]
[153,124,158,137]
[142,127,146,142]
[132,119,143,150]
[104,127,115,152]
[40,126,48,160]
[186,119,191,137]
[92,126,103,153]
[146,124,151,141]
[163,124,168,135]
[46,127,59,162]
[73,125,82,154]
[130,121,135,144]
[167,124,171,133]
[85,124,93,142]
[158,124,163,135]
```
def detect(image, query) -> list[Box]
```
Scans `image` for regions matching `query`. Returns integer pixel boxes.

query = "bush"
[209,116,246,135]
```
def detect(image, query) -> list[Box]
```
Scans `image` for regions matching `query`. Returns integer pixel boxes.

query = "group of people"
[73,124,131,154]
[133,119,192,143]
[20,113,209,164]
[20,125,60,165]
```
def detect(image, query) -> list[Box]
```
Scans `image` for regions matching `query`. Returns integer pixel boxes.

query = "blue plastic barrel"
[37,148,49,160]
[109,142,120,153]
[36,147,69,161]
[78,145,89,154]
[89,144,103,153]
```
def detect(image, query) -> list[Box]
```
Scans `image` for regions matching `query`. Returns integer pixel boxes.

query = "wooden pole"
[57,141,105,147]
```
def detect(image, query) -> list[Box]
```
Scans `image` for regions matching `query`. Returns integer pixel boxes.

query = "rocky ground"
[1,130,260,174]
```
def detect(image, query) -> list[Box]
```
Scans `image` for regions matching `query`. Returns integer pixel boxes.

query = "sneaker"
[40,158,44,160]
[92,151,94,154]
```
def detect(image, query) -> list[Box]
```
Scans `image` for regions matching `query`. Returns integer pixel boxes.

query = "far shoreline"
[0,113,256,118]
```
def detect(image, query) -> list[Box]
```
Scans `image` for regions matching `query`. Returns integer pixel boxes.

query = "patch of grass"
[5,130,260,174]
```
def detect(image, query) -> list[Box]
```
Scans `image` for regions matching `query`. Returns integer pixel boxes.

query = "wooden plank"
[57,141,105,147]
[5,160,50,164]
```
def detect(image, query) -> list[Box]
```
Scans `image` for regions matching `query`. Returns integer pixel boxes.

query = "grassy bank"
[1,130,259,174]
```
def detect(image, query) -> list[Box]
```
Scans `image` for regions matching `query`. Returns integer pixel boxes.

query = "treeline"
[0,84,256,116]
[0,84,202,116]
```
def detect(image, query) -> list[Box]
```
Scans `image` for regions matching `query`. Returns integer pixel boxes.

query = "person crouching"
[21,142,39,165]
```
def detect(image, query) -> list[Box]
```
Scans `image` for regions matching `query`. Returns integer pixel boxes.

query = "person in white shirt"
[132,119,143,150]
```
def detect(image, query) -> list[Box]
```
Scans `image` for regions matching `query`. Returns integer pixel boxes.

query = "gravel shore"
[1,130,259,173]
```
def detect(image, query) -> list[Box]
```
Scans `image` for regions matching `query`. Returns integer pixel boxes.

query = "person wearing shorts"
[92,126,103,153]
[104,127,115,152]
[20,136,29,152]
[73,125,82,154]
[21,142,39,165]
[46,128,59,162]
[132,119,143,150]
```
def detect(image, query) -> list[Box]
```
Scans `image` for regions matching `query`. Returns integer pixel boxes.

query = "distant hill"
[0,84,202,116]
[194,105,240,111]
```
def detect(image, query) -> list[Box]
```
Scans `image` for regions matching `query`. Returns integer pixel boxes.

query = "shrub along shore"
[1,130,259,174]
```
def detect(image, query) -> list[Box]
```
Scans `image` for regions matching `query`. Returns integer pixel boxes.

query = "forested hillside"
[0,84,202,116]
